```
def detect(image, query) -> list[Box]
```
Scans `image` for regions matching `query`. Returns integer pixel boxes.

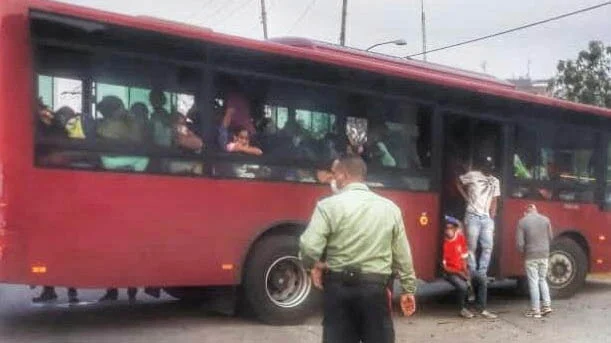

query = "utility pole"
[340,0,348,46]
[260,0,268,40]
[421,0,427,61]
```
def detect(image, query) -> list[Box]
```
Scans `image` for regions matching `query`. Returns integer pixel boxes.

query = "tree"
[548,41,611,108]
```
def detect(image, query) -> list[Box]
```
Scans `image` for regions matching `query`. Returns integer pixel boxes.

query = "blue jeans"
[525,259,551,311]
[465,212,495,276]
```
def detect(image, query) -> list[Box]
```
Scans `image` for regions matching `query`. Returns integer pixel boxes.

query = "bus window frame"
[509,118,603,205]
[30,13,439,191]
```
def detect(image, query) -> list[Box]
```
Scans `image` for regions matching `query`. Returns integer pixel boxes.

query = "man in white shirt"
[456,156,501,277]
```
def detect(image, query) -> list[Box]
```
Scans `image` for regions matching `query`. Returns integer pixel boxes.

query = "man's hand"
[310,261,328,290]
[400,294,416,317]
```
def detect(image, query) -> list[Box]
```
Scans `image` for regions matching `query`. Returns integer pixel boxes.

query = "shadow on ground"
[2,280,610,334]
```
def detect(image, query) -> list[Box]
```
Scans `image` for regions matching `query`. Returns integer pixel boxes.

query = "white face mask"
[330,179,340,194]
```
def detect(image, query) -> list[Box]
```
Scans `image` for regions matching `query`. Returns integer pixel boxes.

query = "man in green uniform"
[300,155,417,343]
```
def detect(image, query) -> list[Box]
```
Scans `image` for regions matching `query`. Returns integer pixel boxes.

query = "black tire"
[242,234,320,325]
[548,237,588,299]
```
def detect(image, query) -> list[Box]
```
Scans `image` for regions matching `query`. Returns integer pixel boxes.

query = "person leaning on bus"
[299,155,417,343]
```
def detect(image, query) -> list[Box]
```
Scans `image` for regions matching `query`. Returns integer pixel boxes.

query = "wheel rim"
[547,250,576,289]
[264,256,311,308]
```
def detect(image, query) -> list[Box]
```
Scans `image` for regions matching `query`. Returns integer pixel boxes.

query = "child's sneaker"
[525,309,542,318]
[541,306,553,316]
[460,308,475,319]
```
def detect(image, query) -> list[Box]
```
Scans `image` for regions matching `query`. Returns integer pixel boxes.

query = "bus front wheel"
[242,234,319,325]
[547,237,588,299]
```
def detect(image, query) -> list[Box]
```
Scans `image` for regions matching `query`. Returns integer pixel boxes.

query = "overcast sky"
[57,0,611,80]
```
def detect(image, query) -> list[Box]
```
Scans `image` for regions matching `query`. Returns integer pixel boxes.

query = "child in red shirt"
[443,215,475,318]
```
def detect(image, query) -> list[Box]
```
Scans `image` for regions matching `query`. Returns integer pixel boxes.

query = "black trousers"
[445,273,468,309]
[322,280,394,343]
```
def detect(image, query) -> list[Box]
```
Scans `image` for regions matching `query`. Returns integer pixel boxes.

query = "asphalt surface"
[0,276,610,343]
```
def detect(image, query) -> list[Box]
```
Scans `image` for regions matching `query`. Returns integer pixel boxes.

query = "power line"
[204,0,241,25]
[185,0,220,23]
[288,0,318,34]
[214,0,258,27]
[407,1,611,58]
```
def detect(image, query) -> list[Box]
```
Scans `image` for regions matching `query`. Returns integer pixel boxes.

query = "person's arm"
[456,179,468,201]
[233,144,263,156]
[516,221,525,254]
[547,218,554,242]
[218,127,230,150]
[391,210,417,316]
[299,203,332,273]
[490,197,499,219]
[490,178,501,218]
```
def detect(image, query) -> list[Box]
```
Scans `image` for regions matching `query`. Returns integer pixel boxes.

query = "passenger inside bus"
[96,96,149,172]
[36,98,97,168]
[226,126,263,156]
[149,89,174,148]
[173,111,204,153]
[274,116,317,161]
[363,123,397,168]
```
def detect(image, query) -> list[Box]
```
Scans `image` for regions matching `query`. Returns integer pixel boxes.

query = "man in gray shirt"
[516,204,553,318]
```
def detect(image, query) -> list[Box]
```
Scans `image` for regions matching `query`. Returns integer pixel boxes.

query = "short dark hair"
[230,125,248,137]
[97,96,125,118]
[336,155,367,179]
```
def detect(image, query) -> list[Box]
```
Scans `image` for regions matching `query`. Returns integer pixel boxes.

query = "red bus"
[2,0,611,325]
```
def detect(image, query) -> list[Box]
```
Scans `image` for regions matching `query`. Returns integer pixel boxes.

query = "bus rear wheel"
[242,234,319,325]
[548,237,587,299]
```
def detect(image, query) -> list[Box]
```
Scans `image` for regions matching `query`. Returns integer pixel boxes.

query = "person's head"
[525,204,537,216]
[444,215,461,239]
[37,97,54,126]
[97,96,125,119]
[54,106,77,127]
[149,89,167,109]
[476,155,495,175]
[130,102,149,122]
[232,126,250,146]
[331,155,367,190]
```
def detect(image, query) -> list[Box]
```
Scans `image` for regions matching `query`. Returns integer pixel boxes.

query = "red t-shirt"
[443,231,468,273]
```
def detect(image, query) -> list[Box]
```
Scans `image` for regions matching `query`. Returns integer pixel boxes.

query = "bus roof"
[26,0,611,118]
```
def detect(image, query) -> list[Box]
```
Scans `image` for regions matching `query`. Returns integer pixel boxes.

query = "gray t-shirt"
[459,171,501,216]
[516,212,553,260]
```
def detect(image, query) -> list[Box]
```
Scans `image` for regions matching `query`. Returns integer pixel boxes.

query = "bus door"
[440,112,506,277]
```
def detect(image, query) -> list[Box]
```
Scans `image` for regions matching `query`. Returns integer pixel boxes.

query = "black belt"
[325,271,390,285]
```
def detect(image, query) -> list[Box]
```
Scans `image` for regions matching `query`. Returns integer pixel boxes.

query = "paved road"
[0,276,610,343]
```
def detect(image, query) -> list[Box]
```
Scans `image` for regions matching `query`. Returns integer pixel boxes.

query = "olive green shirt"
[299,183,417,294]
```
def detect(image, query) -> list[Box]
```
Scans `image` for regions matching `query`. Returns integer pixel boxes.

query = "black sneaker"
[99,289,119,302]
[68,296,80,304]
[32,291,58,303]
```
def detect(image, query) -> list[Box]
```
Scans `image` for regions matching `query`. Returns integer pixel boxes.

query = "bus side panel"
[14,169,438,288]
[0,0,32,283]
[501,199,611,277]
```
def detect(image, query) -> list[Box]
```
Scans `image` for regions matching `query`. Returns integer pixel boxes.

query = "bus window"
[35,75,100,169]
[36,75,85,138]
[212,73,340,183]
[512,123,597,202]
[345,95,431,191]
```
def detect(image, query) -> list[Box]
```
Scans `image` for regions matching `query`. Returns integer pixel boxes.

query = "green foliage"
[548,41,611,108]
